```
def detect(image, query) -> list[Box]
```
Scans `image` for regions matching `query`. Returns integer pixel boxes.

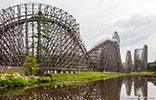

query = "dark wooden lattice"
[0,3,123,72]
[88,39,122,72]
[0,3,93,70]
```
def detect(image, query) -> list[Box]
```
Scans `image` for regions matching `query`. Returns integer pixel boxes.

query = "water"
[0,76,156,100]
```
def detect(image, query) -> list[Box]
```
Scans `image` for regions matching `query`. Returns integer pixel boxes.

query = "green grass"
[0,71,23,74]
[130,72,152,75]
[51,72,152,81]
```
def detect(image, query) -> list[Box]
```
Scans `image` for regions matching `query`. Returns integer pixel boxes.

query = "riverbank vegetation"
[0,72,51,88]
[0,71,152,88]
[51,72,152,84]
[148,61,156,71]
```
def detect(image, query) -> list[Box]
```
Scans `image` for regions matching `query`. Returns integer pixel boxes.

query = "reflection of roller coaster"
[124,76,148,100]
[0,3,121,72]
[0,77,123,100]
[0,76,148,100]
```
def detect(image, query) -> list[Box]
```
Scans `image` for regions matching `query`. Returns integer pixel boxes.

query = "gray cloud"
[114,14,156,47]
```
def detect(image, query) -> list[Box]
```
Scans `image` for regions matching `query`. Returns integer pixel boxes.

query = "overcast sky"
[1,0,156,62]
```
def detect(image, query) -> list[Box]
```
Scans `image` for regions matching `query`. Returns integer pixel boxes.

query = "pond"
[0,76,156,100]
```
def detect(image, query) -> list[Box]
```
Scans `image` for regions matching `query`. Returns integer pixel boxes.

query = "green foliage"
[0,80,8,87]
[0,78,28,87]
[149,61,156,71]
[23,53,39,75]
[29,11,51,54]
[41,76,51,82]
[127,67,132,72]
[5,79,14,87]
[124,67,132,73]
[36,77,42,82]
[28,77,37,84]
[135,60,146,71]
[12,78,28,87]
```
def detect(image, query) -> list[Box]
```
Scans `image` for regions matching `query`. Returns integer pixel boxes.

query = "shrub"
[149,61,156,71]
[36,77,42,82]
[12,78,28,87]
[28,77,37,84]
[42,76,51,82]
[23,53,39,75]
[0,80,7,87]
[0,78,28,87]
[5,79,14,87]
[135,60,146,71]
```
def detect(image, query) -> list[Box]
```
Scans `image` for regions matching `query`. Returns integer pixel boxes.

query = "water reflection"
[123,76,148,100]
[0,76,156,100]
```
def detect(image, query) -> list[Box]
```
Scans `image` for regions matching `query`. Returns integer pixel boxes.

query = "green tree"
[149,61,156,71]
[23,53,39,75]
[29,11,51,62]
[135,60,145,72]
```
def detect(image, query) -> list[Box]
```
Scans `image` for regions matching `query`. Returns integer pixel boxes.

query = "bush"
[36,77,42,82]
[149,63,156,71]
[0,78,28,87]
[135,60,146,71]
[23,53,39,75]
[28,77,37,84]
[0,80,7,87]
[5,79,14,87]
[42,76,51,82]
[12,78,28,87]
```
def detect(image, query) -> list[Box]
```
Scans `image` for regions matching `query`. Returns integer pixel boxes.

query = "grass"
[0,71,23,74]
[50,72,152,86]
[51,72,152,81]
[0,71,152,87]
[130,72,152,75]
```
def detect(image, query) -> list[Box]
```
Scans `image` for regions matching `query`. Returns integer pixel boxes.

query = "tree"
[23,53,39,75]
[149,61,156,71]
[28,11,51,63]
[135,60,145,72]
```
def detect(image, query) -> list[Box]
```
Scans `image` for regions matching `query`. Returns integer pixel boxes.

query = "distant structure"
[88,39,122,72]
[134,45,148,71]
[112,31,120,48]
[125,50,133,69]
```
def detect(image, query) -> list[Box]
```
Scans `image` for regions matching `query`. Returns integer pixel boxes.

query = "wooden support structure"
[0,3,95,70]
[88,39,122,72]
[0,3,123,72]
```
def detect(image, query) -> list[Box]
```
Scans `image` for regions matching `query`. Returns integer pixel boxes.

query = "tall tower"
[112,31,120,48]
[125,50,132,68]
[134,45,148,71]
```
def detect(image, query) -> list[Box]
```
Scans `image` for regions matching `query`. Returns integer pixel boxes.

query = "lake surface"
[0,76,156,100]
